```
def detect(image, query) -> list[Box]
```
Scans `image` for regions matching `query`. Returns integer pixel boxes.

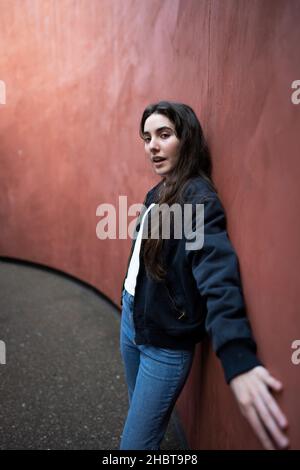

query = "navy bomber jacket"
[120,176,262,383]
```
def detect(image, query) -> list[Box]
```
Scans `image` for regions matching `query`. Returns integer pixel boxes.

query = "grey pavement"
[0,259,187,450]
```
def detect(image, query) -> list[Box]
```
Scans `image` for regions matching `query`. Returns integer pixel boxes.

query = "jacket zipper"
[120,194,150,345]
[120,194,148,306]
[165,284,186,320]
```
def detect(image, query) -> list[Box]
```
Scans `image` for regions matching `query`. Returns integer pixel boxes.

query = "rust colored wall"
[0,0,300,449]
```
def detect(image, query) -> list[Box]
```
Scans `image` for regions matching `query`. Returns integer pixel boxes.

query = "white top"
[124,203,155,296]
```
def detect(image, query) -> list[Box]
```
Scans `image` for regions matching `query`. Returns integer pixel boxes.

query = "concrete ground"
[0,259,187,450]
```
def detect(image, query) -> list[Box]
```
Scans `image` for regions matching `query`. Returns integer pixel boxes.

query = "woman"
[119,101,289,450]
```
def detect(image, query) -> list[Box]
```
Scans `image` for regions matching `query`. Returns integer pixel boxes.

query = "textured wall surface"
[0,0,299,449]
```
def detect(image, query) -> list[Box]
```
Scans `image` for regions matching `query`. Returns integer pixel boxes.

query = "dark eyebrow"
[142,126,174,136]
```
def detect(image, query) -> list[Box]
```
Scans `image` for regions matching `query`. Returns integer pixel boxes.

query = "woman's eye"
[143,133,170,143]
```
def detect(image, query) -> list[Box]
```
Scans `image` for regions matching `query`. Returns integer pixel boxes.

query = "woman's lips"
[152,157,167,166]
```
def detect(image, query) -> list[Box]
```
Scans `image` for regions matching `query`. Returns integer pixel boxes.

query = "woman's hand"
[229,366,289,450]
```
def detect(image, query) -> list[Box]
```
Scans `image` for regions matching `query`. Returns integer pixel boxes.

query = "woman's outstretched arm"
[185,193,289,449]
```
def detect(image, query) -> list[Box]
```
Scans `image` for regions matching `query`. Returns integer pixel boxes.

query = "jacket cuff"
[217,339,263,384]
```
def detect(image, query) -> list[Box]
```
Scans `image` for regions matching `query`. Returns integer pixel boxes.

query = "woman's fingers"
[230,366,290,449]
[265,375,283,391]
[254,378,288,429]
[252,389,289,449]
[245,405,275,450]
[254,366,283,391]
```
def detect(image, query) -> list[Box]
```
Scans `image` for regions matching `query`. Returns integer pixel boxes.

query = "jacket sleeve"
[185,194,263,383]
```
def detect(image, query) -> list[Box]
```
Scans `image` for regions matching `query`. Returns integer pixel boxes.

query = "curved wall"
[0,0,299,449]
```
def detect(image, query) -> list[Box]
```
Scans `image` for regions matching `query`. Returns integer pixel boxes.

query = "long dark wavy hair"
[139,100,216,282]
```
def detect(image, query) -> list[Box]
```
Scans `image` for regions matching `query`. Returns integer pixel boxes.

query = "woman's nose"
[149,138,160,151]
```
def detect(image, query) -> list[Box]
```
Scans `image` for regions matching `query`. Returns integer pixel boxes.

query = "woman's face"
[142,113,181,180]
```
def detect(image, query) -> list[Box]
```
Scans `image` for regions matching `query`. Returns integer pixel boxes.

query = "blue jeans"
[119,288,195,450]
